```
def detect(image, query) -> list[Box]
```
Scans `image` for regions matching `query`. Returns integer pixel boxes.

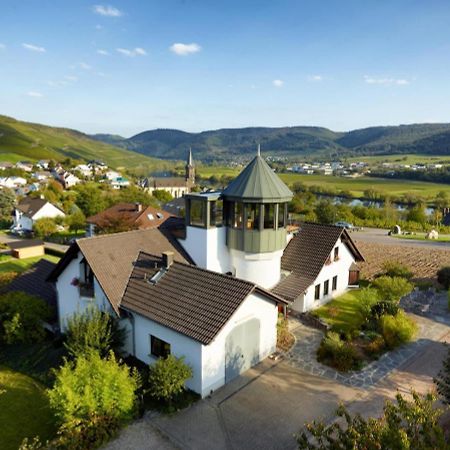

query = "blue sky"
[1,0,450,136]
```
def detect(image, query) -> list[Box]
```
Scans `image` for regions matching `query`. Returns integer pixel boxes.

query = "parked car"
[334,221,354,230]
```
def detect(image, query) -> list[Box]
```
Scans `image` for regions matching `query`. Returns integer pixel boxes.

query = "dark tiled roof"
[86,203,173,230]
[48,228,193,315]
[273,223,364,301]
[147,177,188,188]
[8,239,44,250]
[1,259,57,318]
[122,252,286,345]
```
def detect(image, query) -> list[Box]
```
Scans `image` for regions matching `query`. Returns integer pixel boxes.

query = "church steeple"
[185,148,195,185]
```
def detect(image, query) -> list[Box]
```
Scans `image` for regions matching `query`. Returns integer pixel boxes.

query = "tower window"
[277,203,286,229]
[263,204,275,229]
[189,199,205,227]
[209,200,223,227]
[245,203,260,230]
[233,202,243,229]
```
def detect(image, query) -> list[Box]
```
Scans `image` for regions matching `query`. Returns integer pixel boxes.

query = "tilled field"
[355,240,450,280]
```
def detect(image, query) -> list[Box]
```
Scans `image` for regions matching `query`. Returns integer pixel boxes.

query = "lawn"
[0,366,57,450]
[392,233,450,243]
[312,290,364,333]
[0,255,60,274]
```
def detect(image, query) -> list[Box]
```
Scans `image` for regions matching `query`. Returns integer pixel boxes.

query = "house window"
[324,280,329,296]
[150,335,171,358]
[314,284,320,300]
[334,247,339,260]
[332,275,338,291]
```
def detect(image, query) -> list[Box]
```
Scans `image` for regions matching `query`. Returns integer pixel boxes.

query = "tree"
[435,190,448,210]
[0,188,15,222]
[406,203,427,224]
[64,306,125,358]
[314,200,336,225]
[74,183,107,217]
[33,217,57,238]
[67,210,86,233]
[435,345,450,404]
[296,391,448,450]
[152,189,173,204]
[372,276,413,303]
[0,292,50,343]
[116,185,158,207]
[147,355,192,403]
[48,351,140,424]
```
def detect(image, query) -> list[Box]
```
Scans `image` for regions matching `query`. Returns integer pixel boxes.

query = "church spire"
[185,148,195,185]
[188,147,193,166]
[257,143,261,157]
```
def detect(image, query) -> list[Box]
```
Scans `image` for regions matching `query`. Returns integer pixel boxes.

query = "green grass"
[0,367,57,450]
[0,255,60,274]
[392,233,450,243]
[346,153,450,165]
[312,290,364,333]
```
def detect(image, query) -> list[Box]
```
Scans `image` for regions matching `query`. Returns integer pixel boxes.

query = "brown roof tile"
[122,252,286,345]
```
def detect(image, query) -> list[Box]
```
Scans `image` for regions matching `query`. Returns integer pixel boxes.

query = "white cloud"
[79,62,92,70]
[65,75,78,82]
[308,74,323,82]
[93,5,122,17]
[97,49,109,55]
[116,47,147,57]
[272,79,284,88]
[22,43,46,53]
[169,42,201,56]
[27,91,43,97]
[364,75,410,86]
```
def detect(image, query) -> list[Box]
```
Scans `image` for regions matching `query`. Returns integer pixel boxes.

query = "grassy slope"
[0,255,60,274]
[0,115,165,170]
[198,167,450,200]
[0,367,56,450]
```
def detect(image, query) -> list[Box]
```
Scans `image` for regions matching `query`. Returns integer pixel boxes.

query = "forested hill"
[91,123,450,163]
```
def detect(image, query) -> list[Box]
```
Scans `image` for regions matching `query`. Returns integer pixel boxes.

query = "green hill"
[0,115,168,170]
[94,123,450,162]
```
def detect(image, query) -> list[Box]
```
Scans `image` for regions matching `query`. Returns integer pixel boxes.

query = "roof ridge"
[76,227,161,243]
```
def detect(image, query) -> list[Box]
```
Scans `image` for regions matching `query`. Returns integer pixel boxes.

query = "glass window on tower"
[233,202,243,229]
[189,199,205,227]
[277,203,286,229]
[209,200,223,227]
[264,204,275,229]
[245,203,260,230]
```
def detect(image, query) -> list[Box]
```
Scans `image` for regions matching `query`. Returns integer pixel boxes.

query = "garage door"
[225,318,260,382]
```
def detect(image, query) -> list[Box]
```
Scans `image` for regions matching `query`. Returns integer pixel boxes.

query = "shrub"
[0,271,18,287]
[33,217,57,238]
[147,355,193,403]
[372,276,413,303]
[317,332,360,372]
[435,346,450,405]
[380,311,418,349]
[382,261,413,279]
[48,351,140,424]
[369,301,399,321]
[357,288,380,323]
[437,267,450,289]
[365,335,386,356]
[0,291,50,343]
[277,315,294,351]
[64,306,126,358]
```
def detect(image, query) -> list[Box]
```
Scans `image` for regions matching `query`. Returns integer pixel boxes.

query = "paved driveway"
[107,319,449,450]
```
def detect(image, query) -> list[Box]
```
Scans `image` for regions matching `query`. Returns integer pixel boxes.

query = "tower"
[221,147,293,288]
[185,148,195,186]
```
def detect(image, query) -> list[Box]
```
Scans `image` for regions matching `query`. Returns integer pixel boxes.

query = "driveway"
[106,312,449,450]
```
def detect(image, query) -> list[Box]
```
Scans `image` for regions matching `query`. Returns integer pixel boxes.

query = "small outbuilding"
[8,239,45,259]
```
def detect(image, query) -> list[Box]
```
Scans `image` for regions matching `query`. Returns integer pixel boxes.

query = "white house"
[59,172,80,189]
[13,197,65,231]
[0,176,27,188]
[48,150,364,397]
[74,164,92,178]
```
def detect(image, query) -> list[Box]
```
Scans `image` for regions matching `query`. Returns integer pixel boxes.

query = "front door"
[225,318,260,382]
[348,270,360,286]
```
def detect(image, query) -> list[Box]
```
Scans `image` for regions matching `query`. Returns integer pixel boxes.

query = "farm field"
[346,153,450,165]
[356,240,450,280]
[198,166,450,200]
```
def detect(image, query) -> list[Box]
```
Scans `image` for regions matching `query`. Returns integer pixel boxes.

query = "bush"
[357,288,380,323]
[382,261,413,279]
[277,314,294,351]
[0,291,50,343]
[317,332,360,372]
[64,306,126,358]
[372,276,413,303]
[365,335,386,356]
[437,267,450,289]
[33,217,57,238]
[147,355,193,403]
[380,311,418,349]
[369,301,400,321]
[48,351,140,424]
[0,271,18,287]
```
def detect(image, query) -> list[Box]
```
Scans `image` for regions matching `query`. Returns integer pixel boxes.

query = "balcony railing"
[79,283,95,298]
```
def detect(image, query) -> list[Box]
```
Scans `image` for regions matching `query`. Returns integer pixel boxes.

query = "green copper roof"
[222,155,293,203]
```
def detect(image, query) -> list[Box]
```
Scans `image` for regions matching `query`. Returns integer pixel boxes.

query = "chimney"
[135,202,142,212]
[162,251,174,269]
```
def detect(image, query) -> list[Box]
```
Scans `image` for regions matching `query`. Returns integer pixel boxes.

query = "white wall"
[130,312,203,394]
[200,292,278,397]
[292,237,357,312]
[230,248,283,289]
[33,202,65,220]
[55,251,113,330]
[180,226,231,273]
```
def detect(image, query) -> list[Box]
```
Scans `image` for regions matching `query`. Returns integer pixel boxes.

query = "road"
[352,227,450,249]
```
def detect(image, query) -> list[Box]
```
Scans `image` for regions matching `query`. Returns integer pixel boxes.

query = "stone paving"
[284,304,450,388]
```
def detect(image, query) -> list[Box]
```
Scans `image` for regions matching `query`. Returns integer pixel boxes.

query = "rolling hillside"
[92,123,450,162]
[0,115,167,170]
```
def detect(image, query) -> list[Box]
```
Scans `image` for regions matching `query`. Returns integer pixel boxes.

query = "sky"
[1,0,450,136]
